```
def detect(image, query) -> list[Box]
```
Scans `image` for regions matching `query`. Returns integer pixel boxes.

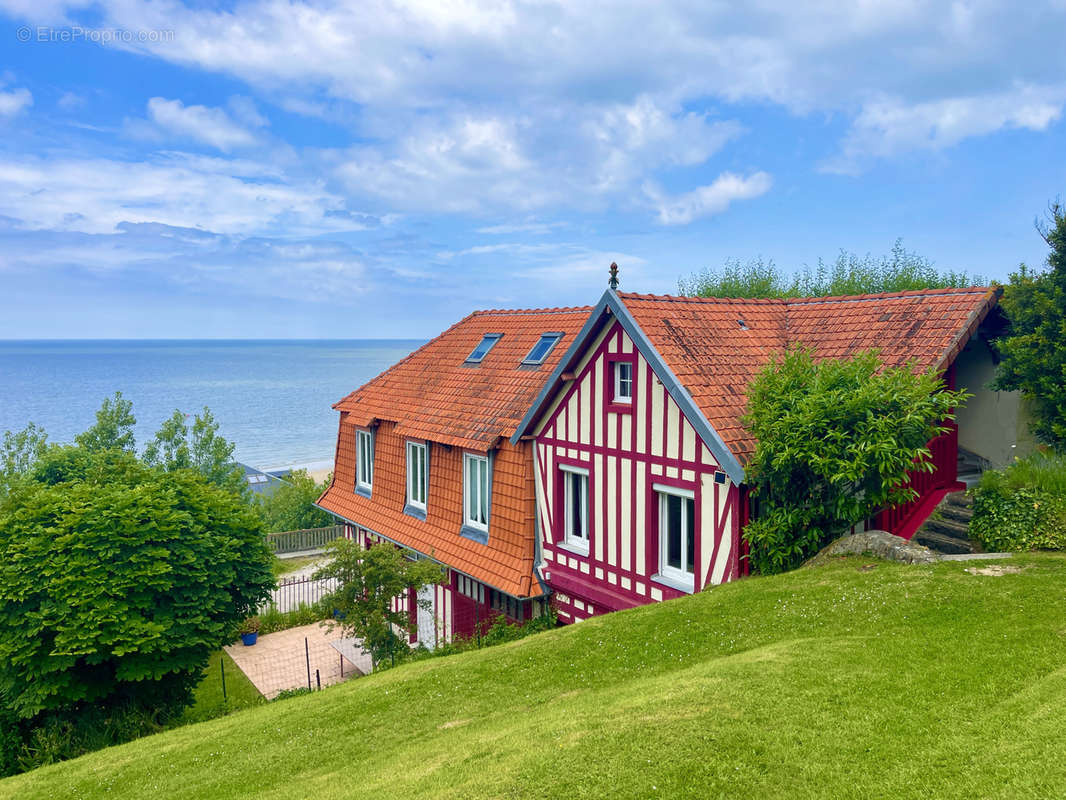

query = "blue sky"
[1,0,1064,339]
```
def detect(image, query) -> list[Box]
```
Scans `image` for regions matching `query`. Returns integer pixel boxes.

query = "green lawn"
[174,649,264,726]
[5,553,1066,799]
[273,554,321,577]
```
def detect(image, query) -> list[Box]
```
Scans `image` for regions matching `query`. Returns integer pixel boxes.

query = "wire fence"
[224,627,369,700]
[266,525,345,554]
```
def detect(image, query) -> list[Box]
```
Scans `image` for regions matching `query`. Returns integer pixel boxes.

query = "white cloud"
[132,97,261,151]
[0,152,373,236]
[0,87,32,118]
[824,87,1066,173]
[56,91,85,111]
[333,100,742,214]
[645,172,773,225]
[476,221,566,235]
[60,0,1061,173]
[226,95,269,129]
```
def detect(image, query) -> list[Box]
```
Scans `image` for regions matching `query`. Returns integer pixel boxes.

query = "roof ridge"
[471,305,594,316]
[618,291,785,305]
[784,286,994,306]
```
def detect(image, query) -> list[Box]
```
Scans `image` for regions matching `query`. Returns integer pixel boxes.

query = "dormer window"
[522,333,563,365]
[614,361,633,403]
[466,334,502,364]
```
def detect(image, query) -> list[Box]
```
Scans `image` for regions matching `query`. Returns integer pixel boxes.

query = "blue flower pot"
[240,632,258,646]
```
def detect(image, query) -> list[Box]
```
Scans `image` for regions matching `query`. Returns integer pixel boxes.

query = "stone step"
[938,504,974,525]
[924,517,972,540]
[913,529,975,555]
[942,491,974,509]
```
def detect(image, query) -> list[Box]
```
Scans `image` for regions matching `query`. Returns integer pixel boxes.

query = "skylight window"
[522,333,563,365]
[466,333,502,364]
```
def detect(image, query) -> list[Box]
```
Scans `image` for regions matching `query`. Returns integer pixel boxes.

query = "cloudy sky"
[1,0,1064,338]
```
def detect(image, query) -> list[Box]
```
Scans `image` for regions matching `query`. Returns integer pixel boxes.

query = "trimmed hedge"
[969,453,1066,552]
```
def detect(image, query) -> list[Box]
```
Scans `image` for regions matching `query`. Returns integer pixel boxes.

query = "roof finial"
[608,262,619,290]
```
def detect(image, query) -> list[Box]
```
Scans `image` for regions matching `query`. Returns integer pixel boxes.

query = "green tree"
[256,469,333,532]
[74,391,136,453]
[0,423,48,497]
[0,447,274,722]
[742,347,968,574]
[993,200,1066,449]
[144,407,245,496]
[315,539,443,669]
[679,239,983,298]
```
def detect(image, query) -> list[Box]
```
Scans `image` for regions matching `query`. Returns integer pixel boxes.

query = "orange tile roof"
[334,306,592,449]
[319,422,543,598]
[319,305,590,598]
[617,287,1000,461]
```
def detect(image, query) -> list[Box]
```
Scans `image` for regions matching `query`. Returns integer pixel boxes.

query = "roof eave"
[512,289,746,485]
[934,286,1003,373]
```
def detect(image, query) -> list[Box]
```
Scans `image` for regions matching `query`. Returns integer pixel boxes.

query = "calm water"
[0,340,422,470]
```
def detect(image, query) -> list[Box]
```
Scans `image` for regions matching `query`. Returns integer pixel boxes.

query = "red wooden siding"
[533,320,741,624]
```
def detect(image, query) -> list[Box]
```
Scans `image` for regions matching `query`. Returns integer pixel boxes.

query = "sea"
[0,340,423,472]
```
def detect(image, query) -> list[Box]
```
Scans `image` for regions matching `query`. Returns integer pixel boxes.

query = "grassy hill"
[4,553,1066,799]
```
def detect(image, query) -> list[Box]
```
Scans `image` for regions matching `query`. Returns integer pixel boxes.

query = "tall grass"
[982,450,1066,495]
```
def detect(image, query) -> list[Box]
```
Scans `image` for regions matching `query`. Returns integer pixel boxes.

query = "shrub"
[257,601,333,635]
[679,239,984,299]
[742,347,968,573]
[0,448,275,723]
[969,453,1066,552]
[255,469,333,533]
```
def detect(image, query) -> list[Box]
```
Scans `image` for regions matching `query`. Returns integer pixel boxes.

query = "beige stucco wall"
[953,338,1034,468]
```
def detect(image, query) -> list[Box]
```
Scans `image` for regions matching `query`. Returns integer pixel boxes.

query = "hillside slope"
[4,554,1066,799]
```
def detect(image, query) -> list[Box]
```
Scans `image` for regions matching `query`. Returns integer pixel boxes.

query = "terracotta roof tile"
[320,305,589,598]
[334,306,591,449]
[618,287,999,462]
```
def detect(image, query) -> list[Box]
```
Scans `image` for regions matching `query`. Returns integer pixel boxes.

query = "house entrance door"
[417,586,436,650]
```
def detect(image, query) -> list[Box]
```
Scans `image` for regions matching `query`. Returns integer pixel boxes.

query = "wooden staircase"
[913,492,977,555]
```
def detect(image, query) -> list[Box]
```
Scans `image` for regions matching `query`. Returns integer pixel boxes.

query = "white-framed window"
[356,429,373,493]
[614,361,633,403]
[522,333,563,365]
[657,485,695,586]
[561,465,589,550]
[463,453,490,531]
[406,441,428,511]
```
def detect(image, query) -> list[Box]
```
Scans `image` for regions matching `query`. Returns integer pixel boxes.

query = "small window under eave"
[466,333,502,364]
[522,333,563,365]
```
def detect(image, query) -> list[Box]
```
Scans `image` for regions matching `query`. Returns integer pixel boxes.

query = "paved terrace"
[225,622,372,699]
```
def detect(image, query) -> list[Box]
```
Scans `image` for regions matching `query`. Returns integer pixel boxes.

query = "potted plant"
[238,616,261,646]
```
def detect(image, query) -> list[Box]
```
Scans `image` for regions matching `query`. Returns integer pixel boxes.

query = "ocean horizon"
[0,339,424,471]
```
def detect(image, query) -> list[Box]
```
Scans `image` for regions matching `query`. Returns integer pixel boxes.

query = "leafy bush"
[0,448,275,723]
[315,539,443,669]
[255,469,333,533]
[742,347,968,573]
[272,687,312,702]
[1,702,167,777]
[680,239,984,299]
[257,601,333,635]
[993,201,1066,448]
[969,453,1066,552]
[403,608,559,668]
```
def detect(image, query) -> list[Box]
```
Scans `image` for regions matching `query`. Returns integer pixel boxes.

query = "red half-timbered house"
[511,286,1009,624]
[319,279,1015,636]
